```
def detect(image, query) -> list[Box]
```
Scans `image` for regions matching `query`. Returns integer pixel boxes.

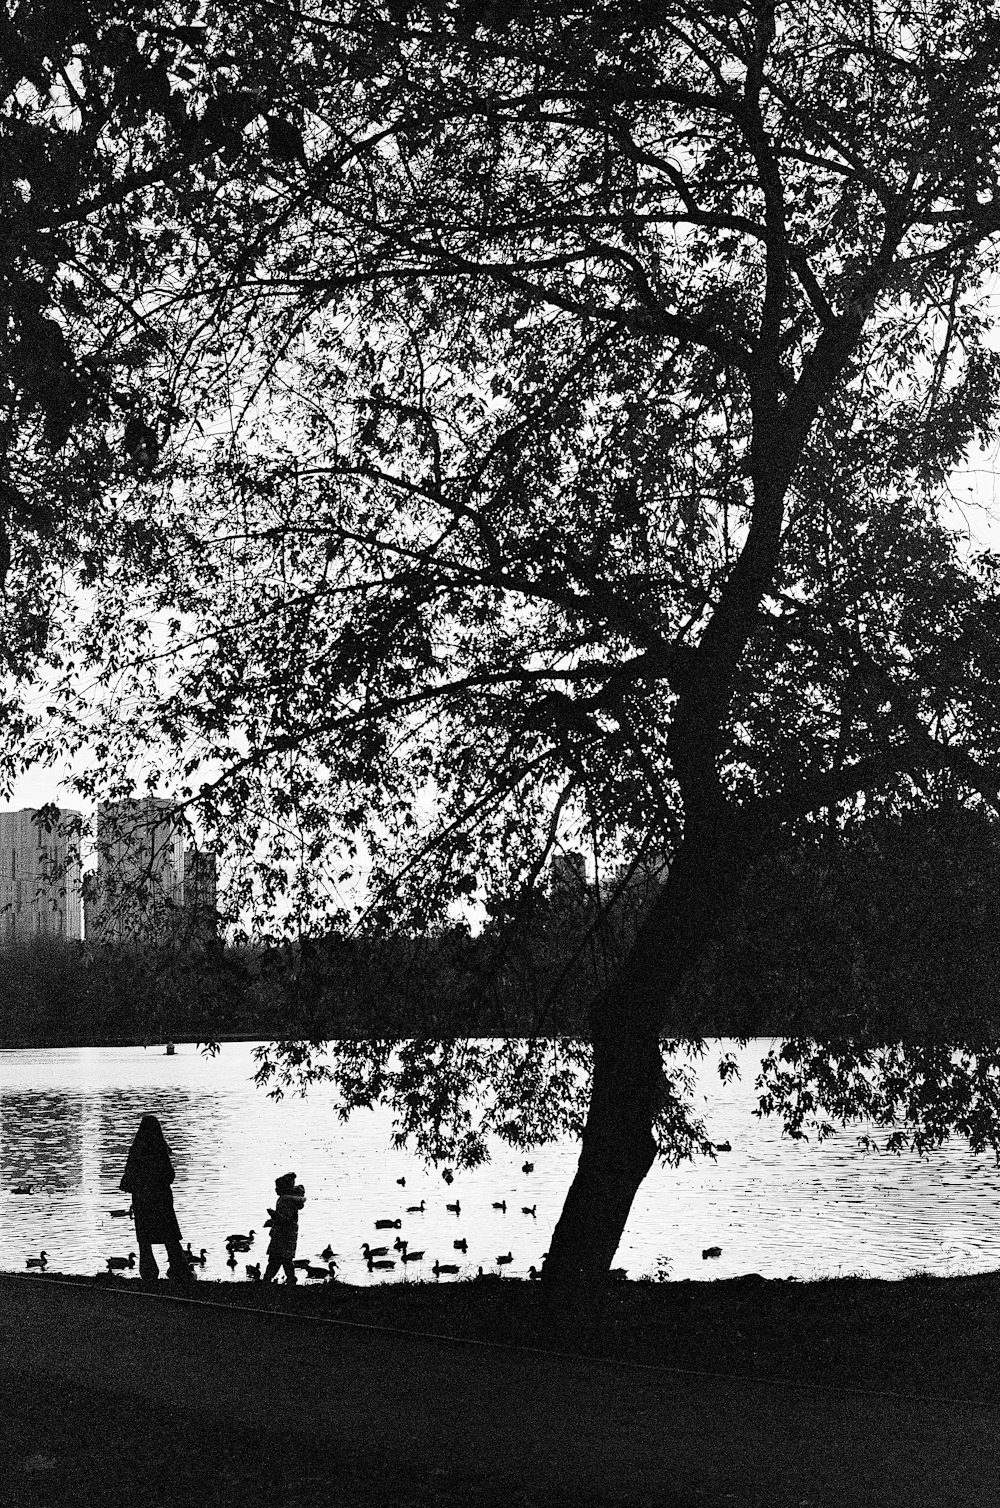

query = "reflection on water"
[2,1039,1000,1285]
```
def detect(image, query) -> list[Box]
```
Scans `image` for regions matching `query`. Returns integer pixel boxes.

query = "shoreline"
[7,1263,1000,1386]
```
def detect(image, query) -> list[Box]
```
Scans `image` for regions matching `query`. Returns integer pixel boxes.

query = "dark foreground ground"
[3,1268,1000,1508]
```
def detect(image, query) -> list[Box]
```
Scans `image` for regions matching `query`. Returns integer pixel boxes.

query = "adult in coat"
[119,1114,190,1282]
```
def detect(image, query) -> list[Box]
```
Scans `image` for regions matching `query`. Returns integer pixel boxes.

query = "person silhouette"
[119,1114,191,1284]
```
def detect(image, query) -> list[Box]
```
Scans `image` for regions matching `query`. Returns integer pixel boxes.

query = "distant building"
[0,808,83,943]
[549,850,588,897]
[182,845,219,943]
[85,797,220,945]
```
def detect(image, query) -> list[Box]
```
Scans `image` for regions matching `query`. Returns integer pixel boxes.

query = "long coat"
[119,1142,182,1244]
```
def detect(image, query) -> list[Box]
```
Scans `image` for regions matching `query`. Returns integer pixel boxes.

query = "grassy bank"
[20,1266,1000,1400]
[6,1269,1000,1508]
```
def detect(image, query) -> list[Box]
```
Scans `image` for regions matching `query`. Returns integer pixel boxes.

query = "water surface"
[2,1039,998,1285]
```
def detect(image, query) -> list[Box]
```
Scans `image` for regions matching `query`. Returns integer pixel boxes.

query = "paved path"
[2,1275,999,1506]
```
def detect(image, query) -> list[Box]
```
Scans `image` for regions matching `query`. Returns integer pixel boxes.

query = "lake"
[1,1038,998,1285]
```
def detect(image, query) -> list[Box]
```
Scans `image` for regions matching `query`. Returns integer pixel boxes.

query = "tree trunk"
[540,1004,661,1286]
[543,809,748,1288]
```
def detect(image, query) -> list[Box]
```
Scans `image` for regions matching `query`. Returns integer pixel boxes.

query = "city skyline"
[0,800,216,946]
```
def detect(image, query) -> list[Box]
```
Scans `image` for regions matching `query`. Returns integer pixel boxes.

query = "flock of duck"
[16,1160,562,1281]
[12,1149,736,1277]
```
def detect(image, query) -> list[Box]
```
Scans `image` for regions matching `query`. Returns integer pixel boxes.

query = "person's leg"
[262,1248,282,1282]
[136,1234,158,1283]
[165,1239,192,1280]
[282,1254,297,1283]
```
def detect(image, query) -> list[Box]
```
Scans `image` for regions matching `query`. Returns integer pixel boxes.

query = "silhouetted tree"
[21,2,1000,1285]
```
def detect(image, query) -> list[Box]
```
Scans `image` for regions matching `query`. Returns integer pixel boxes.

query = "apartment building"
[84,797,218,944]
[0,808,83,942]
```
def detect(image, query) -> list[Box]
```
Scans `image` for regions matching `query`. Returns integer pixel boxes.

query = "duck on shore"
[106,1253,136,1272]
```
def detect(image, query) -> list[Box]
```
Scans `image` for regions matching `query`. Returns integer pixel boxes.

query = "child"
[262,1171,306,1283]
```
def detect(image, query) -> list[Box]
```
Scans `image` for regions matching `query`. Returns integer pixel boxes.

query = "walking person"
[119,1114,191,1284]
[262,1171,306,1283]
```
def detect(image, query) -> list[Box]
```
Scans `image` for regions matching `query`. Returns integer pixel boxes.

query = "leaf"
[265,116,308,166]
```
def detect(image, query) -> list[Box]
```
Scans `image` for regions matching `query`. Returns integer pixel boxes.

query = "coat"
[120,1141,182,1244]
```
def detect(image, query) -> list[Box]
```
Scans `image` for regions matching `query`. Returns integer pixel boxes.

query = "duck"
[400,1248,424,1263]
[11,1184,32,1195]
[453,1238,468,1253]
[304,1262,336,1280]
[406,1200,425,1213]
[475,1266,501,1282]
[432,1261,460,1277]
[441,1168,454,1185]
[106,1253,136,1271]
[361,1243,389,1260]
[246,1263,261,1281]
[291,1258,312,1271]
[25,1250,47,1269]
[320,1245,336,1261]
[393,1235,407,1253]
[446,1200,461,1215]
[492,1200,507,1212]
[185,1245,207,1265]
[521,1162,534,1174]
[367,1257,396,1271]
[702,1246,723,1259]
[715,1141,732,1152]
[375,1218,401,1230]
[396,1176,406,1186]
[225,1231,255,1246]
[496,1252,513,1269]
[528,1265,541,1281]
[226,1251,238,1269]
[521,1205,536,1217]
[108,1209,131,1218]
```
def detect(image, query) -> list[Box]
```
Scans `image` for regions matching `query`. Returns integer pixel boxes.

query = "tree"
[682,803,1000,1040]
[23,1,1000,1286]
